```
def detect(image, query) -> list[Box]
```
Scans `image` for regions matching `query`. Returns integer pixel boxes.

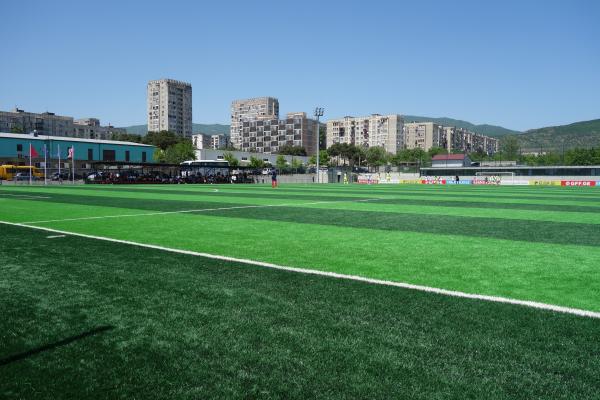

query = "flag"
[29,143,39,158]
[57,144,61,158]
[68,146,74,159]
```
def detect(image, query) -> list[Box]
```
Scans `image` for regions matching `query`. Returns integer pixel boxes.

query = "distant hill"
[515,119,600,151]
[122,123,230,136]
[403,115,521,137]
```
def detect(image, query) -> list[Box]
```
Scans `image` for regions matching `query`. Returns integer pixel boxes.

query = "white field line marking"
[20,198,382,225]
[0,194,51,199]
[46,235,66,239]
[1,220,598,320]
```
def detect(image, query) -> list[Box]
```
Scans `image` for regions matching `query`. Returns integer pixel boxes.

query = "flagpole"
[72,147,75,185]
[44,143,47,185]
[58,144,61,183]
[29,143,33,186]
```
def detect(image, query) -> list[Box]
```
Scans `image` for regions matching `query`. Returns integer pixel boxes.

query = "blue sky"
[1,0,599,131]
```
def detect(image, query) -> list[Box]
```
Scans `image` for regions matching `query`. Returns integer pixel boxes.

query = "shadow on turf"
[0,325,114,366]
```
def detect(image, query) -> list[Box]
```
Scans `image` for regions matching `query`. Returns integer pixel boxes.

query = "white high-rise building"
[326,114,404,154]
[147,79,193,137]
[230,97,279,148]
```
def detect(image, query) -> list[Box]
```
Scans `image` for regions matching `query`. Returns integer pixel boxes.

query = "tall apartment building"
[211,134,230,149]
[230,97,279,148]
[147,79,193,137]
[239,112,318,155]
[326,114,404,154]
[403,122,446,151]
[0,108,125,140]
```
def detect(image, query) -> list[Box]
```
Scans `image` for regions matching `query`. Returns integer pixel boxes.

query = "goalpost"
[475,171,515,185]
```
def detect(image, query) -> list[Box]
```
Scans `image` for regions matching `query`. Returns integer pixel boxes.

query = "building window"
[102,149,116,161]
[17,144,23,152]
[125,150,130,162]
[142,152,147,163]
[88,149,93,161]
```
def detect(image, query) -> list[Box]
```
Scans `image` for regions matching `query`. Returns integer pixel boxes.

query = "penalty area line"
[1,219,598,320]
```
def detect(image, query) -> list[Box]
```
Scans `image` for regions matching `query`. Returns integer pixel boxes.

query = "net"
[475,171,514,185]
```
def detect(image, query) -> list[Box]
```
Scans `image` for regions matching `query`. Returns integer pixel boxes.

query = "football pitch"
[1,183,599,398]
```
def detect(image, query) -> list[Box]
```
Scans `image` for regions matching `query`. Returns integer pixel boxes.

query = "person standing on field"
[271,169,278,188]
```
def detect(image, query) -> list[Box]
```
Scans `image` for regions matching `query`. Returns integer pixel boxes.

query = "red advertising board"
[421,179,446,185]
[560,180,596,187]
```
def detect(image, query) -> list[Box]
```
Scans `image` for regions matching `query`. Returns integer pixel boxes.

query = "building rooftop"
[0,132,153,147]
[432,154,468,161]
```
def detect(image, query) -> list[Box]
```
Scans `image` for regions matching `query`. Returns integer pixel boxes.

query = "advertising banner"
[560,180,596,187]
[446,180,472,185]
[421,179,447,185]
[529,180,561,186]
[472,179,501,185]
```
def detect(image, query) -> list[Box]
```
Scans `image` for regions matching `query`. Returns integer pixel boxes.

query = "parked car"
[15,172,37,181]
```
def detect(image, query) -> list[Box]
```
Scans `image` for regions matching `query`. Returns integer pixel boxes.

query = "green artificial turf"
[1,224,599,399]
[0,185,600,311]
[1,184,599,311]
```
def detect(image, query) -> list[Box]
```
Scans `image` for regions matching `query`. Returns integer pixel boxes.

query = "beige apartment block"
[327,114,404,154]
[147,79,193,137]
[230,97,279,148]
[0,108,73,136]
[443,126,499,154]
[403,122,446,151]
[0,108,124,140]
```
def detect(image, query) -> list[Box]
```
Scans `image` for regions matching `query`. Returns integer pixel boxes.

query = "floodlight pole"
[314,107,324,183]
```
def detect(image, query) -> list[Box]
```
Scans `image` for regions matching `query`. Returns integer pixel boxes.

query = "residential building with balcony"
[240,112,318,155]
[326,114,404,154]
[230,97,279,148]
[147,79,193,137]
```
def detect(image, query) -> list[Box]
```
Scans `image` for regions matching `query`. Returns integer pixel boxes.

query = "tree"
[327,143,342,165]
[319,126,327,149]
[223,152,239,167]
[249,156,265,169]
[501,135,520,160]
[278,144,307,156]
[143,130,182,150]
[365,146,388,169]
[275,155,287,171]
[428,147,448,157]
[315,149,330,166]
[10,125,24,134]
[291,158,303,171]
[155,140,196,164]
[111,132,143,143]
